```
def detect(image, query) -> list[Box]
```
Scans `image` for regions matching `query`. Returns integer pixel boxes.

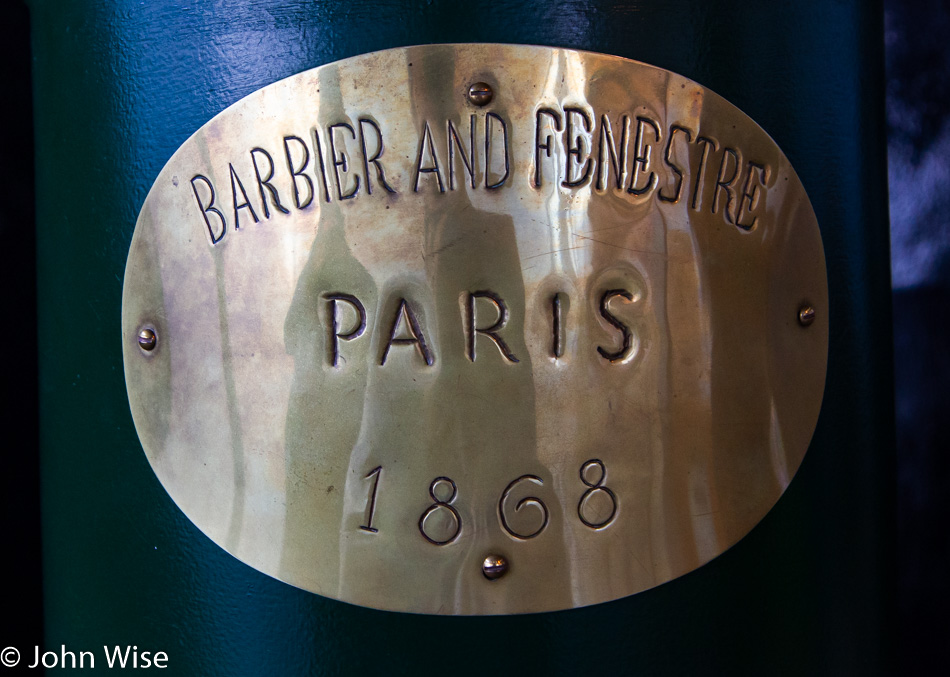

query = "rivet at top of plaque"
[468,82,494,106]
[122,44,828,615]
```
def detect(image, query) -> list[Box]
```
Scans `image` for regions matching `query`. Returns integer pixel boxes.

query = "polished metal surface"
[467,82,494,107]
[137,328,157,351]
[482,554,509,581]
[122,44,828,615]
[798,305,817,327]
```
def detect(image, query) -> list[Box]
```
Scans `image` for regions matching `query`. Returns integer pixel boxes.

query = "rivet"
[138,328,157,351]
[468,82,493,107]
[481,554,509,581]
[798,305,816,327]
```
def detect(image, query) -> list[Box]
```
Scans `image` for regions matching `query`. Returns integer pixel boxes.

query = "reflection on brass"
[122,44,828,615]
[467,82,494,107]
[137,327,157,352]
[482,554,509,581]
[798,305,817,327]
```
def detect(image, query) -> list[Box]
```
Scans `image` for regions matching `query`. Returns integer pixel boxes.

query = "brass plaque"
[122,44,828,615]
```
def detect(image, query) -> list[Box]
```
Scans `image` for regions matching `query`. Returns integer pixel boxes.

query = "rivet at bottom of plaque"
[482,554,509,580]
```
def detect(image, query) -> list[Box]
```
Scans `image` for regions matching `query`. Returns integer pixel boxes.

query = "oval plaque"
[122,44,828,615]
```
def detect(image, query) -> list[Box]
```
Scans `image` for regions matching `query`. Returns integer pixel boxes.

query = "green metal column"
[30,1,893,673]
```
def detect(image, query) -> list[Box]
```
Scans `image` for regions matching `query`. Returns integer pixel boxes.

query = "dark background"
[1,0,946,670]
[1,0,42,656]
[886,0,950,670]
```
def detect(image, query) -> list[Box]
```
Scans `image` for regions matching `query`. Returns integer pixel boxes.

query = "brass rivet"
[468,82,493,106]
[482,554,508,580]
[798,305,816,327]
[138,328,157,351]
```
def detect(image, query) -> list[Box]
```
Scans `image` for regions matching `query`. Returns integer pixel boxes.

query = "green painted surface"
[30,1,893,673]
